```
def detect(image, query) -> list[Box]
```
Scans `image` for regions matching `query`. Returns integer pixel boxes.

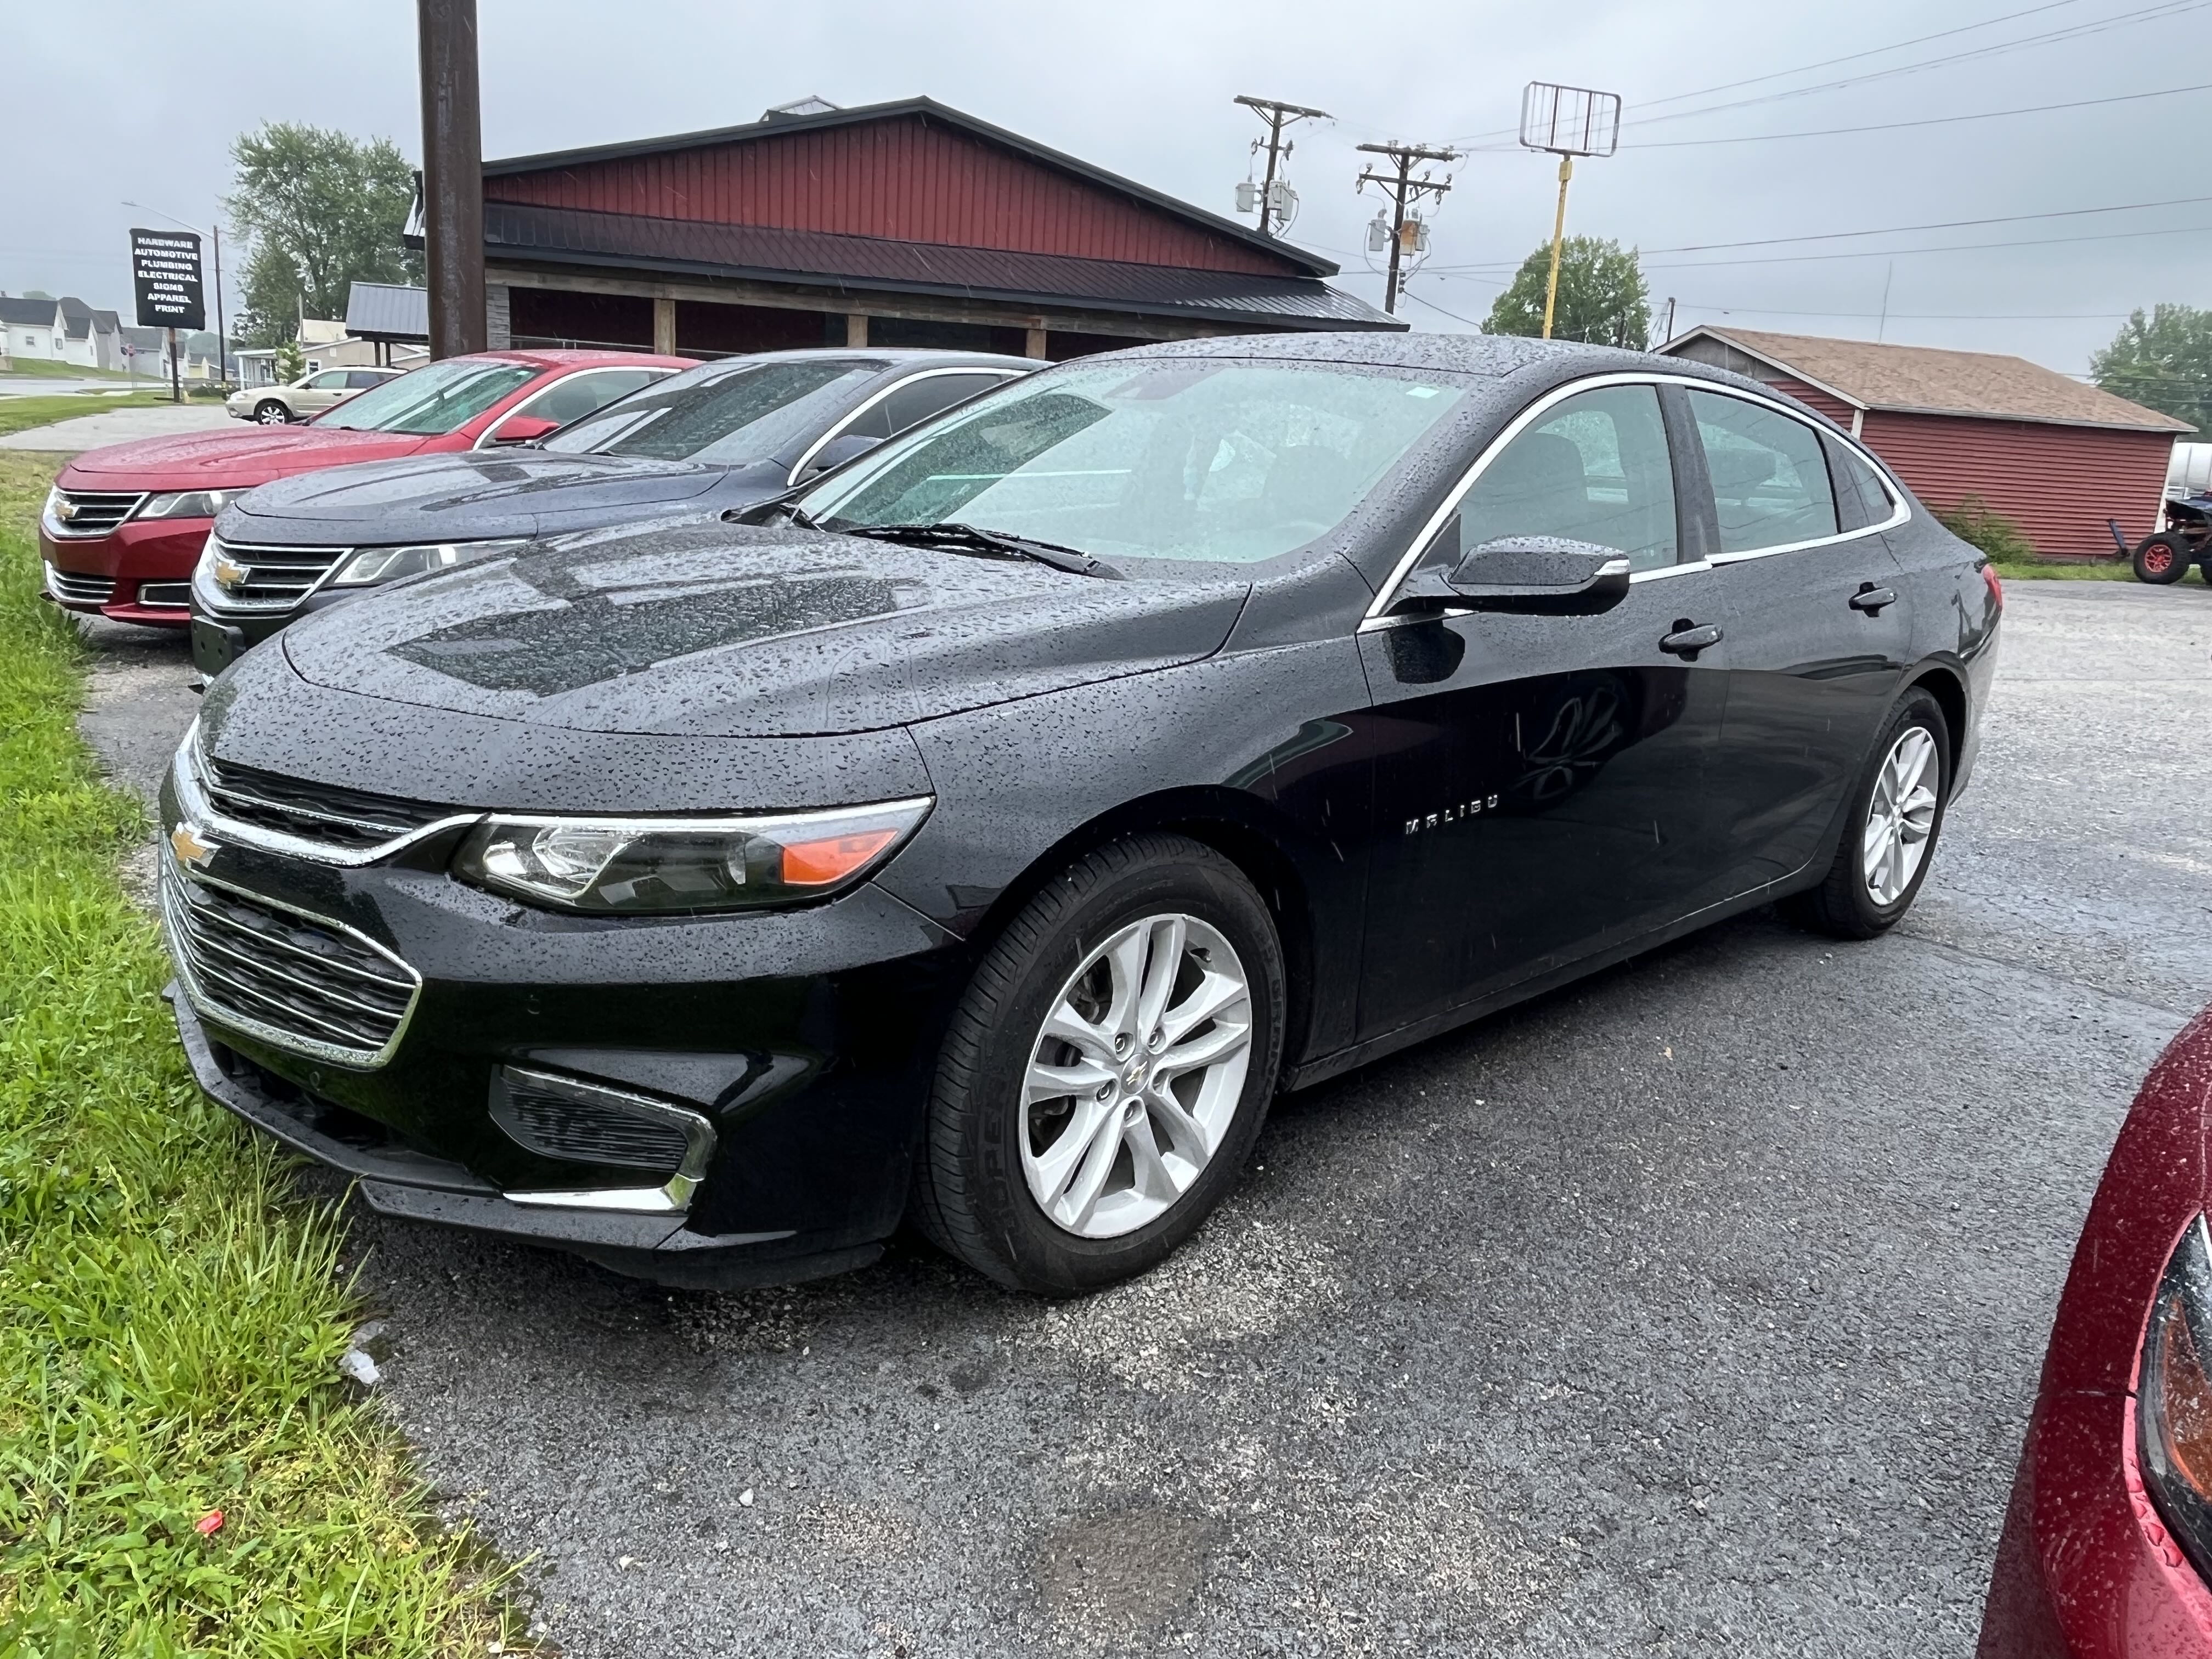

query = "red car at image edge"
[1982,1002,2212,1656]
[37,348,688,628]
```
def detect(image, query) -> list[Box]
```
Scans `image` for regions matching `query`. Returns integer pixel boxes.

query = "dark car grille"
[49,489,146,537]
[161,859,421,1066]
[199,751,461,849]
[44,564,116,604]
[490,1069,695,1176]
[202,536,351,612]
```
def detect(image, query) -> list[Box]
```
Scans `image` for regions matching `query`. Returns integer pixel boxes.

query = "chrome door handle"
[1658,622,1723,658]
[1850,584,1898,614]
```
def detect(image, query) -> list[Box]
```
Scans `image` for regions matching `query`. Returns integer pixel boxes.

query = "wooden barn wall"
[1761,374,1858,429]
[1861,411,2176,556]
[487,115,1297,277]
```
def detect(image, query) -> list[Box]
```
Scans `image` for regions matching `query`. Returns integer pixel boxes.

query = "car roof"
[465,348,697,372]
[685,347,1044,372]
[1108,330,1669,379]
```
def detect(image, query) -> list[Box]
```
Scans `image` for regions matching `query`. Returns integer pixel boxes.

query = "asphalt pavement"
[73,579,2212,1657]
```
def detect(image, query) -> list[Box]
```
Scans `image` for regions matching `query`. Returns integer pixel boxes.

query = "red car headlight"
[2140,1216,2212,1578]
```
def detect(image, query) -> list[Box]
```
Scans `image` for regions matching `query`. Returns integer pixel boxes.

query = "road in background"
[76,583,2212,1657]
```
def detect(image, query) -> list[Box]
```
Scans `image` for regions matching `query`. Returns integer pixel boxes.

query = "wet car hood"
[279,517,1251,738]
[223,450,749,545]
[64,424,441,488]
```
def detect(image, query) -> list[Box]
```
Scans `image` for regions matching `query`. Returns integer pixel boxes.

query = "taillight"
[1980,563,2004,611]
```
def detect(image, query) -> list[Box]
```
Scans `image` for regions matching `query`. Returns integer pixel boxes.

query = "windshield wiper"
[833,521,1122,579]
[725,499,822,529]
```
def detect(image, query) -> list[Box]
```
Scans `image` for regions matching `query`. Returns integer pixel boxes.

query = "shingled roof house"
[417,94,1400,362]
[1661,326,2192,557]
[1,295,124,370]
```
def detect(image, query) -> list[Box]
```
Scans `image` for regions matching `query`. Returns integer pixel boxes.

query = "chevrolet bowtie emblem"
[212,556,250,592]
[169,821,217,868]
[53,497,77,521]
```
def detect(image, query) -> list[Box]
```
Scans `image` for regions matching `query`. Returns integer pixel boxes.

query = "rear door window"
[512,366,672,427]
[1823,433,1896,533]
[1688,390,1839,553]
[881,373,1016,434]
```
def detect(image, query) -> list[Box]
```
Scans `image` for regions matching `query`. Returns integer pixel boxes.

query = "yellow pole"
[1541,154,1574,340]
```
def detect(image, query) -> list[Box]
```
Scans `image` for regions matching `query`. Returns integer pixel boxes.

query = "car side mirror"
[795,431,883,481]
[488,414,560,445]
[1391,521,1632,617]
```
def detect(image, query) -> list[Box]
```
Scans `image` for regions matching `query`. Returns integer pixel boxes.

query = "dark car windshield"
[314,359,538,434]
[797,360,1469,565]
[541,358,884,465]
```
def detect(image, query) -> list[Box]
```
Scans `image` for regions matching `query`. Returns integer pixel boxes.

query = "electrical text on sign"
[130,229,205,330]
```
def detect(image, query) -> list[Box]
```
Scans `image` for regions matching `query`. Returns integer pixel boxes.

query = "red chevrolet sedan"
[38,348,685,628]
[1981,1004,2212,1656]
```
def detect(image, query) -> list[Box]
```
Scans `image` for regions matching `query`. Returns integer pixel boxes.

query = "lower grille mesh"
[44,565,116,604]
[490,1070,694,1175]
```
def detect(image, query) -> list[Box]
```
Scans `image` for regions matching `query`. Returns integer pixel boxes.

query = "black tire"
[253,400,292,426]
[2134,533,2190,584]
[911,832,1286,1296]
[1784,689,1952,941]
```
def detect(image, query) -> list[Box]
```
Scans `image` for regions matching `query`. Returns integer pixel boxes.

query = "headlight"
[2140,1216,2212,1579]
[452,798,933,914]
[329,540,527,586]
[141,489,238,520]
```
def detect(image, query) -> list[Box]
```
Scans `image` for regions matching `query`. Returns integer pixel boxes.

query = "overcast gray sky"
[5,0,2202,376]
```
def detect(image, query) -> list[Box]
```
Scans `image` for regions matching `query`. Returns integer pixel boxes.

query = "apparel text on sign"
[130,228,205,331]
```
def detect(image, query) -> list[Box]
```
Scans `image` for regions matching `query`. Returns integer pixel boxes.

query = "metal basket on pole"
[1519,83,1621,340]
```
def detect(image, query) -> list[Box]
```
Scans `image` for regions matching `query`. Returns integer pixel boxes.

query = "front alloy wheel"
[912,832,1285,1295]
[1020,913,1253,1239]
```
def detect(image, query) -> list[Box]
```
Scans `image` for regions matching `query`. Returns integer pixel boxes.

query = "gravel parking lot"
[77,580,2212,1657]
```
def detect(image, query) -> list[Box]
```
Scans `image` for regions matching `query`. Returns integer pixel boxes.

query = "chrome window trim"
[160,851,424,1071]
[1362,371,1911,628]
[472,364,675,450]
[172,730,482,868]
[497,1065,718,1215]
[1630,558,1713,583]
[785,367,1023,487]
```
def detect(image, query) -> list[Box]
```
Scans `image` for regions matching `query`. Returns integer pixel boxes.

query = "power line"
[1670,302,2140,320]
[1625,81,2212,148]
[1443,0,2105,145]
[1642,220,2212,269]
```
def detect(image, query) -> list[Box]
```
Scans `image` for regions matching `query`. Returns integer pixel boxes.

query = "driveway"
[77,580,2212,1657]
[0,401,233,453]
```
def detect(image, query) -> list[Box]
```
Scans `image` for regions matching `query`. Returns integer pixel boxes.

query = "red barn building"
[430,95,1398,364]
[1661,326,2191,557]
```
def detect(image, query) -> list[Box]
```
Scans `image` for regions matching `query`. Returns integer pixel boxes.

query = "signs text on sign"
[130,228,205,331]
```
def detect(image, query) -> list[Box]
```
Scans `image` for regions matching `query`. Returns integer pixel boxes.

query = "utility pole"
[1233,95,1329,238]
[418,0,486,358]
[1662,296,1676,342]
[1355,142,1458,315]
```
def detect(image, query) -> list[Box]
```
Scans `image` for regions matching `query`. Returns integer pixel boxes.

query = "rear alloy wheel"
[2134,533,2190,584]
[912,832,1285,1295]
[1784,689,1951,940]
[253,400,292,426]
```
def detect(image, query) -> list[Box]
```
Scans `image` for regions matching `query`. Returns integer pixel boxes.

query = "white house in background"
[1,295,125,368]
[234,315,418,386]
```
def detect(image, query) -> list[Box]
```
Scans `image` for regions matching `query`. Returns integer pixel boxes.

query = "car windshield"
[797,359,1470,565]
[540,358,884,464]
[314,359,538,434]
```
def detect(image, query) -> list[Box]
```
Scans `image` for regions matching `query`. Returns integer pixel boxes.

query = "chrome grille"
[198,749,459,850]
[44,564,116,604]
[160,857,420,1068]
[202,535,351,612]
[136,580,190,608]
[48,489,146,537]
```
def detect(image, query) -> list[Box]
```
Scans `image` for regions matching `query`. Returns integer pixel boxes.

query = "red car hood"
[60,426,438,491]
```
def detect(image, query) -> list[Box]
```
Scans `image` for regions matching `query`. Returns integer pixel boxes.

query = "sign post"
[129,228,206,402]
[1517,84,1622,341]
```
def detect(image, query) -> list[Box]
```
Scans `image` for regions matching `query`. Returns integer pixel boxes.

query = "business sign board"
[130,228,205,330]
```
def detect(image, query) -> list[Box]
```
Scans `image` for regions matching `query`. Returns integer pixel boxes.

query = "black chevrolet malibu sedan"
[188,347,1037,676]
[160,332,2000,1295]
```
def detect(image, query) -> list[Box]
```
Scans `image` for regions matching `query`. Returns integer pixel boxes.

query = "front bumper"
[40,516,210,627]
[159,776,968,1285]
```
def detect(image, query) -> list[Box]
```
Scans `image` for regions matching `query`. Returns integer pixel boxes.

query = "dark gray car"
[189,347,1037,675]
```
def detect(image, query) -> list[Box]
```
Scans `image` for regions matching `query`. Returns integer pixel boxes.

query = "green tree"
[224,122,421,347]
[1483,236,1651,349]
[2092,304,2211,432]
[274,340,307,383]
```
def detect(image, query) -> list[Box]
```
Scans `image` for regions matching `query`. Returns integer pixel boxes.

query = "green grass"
[0,452,523,1653]
[0,396,172,443]
[1985,555,2140,582]
[0,362,143,383]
